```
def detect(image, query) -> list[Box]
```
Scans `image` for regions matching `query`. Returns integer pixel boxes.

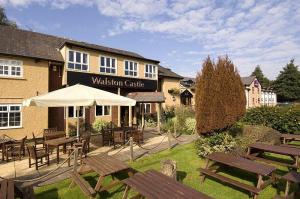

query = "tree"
[0,6,17,28]
[272,59,300,102]
[195,56,246,134]
[251,65,270,88]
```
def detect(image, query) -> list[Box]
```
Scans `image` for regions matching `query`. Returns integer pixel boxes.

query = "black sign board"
[67,71,157,91]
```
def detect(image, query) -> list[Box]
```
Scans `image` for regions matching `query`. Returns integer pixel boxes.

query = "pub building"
[0,26,182,139]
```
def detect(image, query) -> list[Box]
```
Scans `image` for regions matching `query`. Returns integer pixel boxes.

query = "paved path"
[1,131,197,190]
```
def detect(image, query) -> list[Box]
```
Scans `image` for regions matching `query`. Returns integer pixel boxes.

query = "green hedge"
[242,105,300,134]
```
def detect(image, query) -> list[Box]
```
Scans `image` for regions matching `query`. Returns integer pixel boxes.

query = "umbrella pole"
[76,106,80,138]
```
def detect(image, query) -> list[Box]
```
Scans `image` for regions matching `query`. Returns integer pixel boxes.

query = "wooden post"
[130,137,134,162]
[168,130,172,149]
[65,106,69,137]
[129,106,132,127]
[141,103,145,127]
[174,121,177,137]
[156,103,161,133]
[73,148,79,172]
[118,88,121,127]
[284,181,290,197]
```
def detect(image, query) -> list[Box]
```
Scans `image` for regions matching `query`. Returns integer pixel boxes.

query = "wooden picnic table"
[77,154,132,193]
[0,179,14,199]
[200,152,276,199]
[281,134,300,144]
[45,137,77,164]
[247,143,300,168]
[122,169,213,199]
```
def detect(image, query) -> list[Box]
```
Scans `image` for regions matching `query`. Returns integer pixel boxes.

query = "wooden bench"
[69,171,96,198]
[242,154,298,170]
[0,179,14,199]
[200,152,276,199]
[199,168,261,195]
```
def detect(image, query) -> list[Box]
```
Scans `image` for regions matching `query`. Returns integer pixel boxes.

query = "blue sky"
[1,0,300,79]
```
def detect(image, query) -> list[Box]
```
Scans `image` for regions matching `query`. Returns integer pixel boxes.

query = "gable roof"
[158,65,183,79]
[241,76,256,86]
[0,26,159,63]
[182,77,196,82]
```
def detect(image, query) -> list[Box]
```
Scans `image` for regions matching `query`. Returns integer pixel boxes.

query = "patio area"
[0,127,196,188]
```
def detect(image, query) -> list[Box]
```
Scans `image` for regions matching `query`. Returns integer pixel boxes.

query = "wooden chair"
[132,125,144,144]
[113,127,126,147]
[102,128,114,147]
[44,131,65,141]
[32,132,44,149]
[68,138,90,166]
[4,136,27,161]
[26,144,50,170]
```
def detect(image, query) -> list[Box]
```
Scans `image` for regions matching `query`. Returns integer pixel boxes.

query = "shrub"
[195,56,246,134]
[242,105,300,134]
[195,132,236,157]
[161,119,175,133]
[234,125,281,154]
[174,106,195,133]
[162,106,175,122]
[184,117,196,134]
[92,118,109,133]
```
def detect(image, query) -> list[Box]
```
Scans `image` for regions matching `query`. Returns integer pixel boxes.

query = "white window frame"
[0,104,22,129]
[0,59,23,78]
[99,56,117,75]
[65,106,85,118]
[67,50,89,71]
[95,105,111,116]
[124,60,139,77]
[140,103,151,114]
[145,64,157,79]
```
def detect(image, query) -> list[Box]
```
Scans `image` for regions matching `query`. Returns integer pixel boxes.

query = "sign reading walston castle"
[67,71,157,91]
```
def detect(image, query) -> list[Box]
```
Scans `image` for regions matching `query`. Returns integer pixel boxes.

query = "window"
[67,50,88,71]
[100,56,116,74]
[0,104,21,129]
[145,64,157,78]
[67,106,85,118]
[95,106,111,116]
[140,103,151,114]
[124,60,138,77]
[0,59,22,77]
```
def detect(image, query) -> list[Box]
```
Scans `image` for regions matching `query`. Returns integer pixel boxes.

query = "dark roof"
[0,26,159,63]
[241,76,256,86]
[158,65,183,79]
[127,92,165,103]
[0,26,65,62]
[182,77,196,82]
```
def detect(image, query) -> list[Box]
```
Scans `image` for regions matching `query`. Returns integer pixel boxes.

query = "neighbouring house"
[180,77,195,106]
[241,76,277,108]
[0,26,180,139]
[261,89,277,106]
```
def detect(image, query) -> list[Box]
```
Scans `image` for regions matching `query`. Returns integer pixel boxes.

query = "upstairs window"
[0,59,22,78]
[95,106,111,116]
[124,60,138,77]
[0,104,22,129]
[67,50,88,71]
[100,56,116,74]
[145,64,157,78]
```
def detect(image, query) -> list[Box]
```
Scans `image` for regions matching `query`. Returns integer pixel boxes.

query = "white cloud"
[2,0,300,79]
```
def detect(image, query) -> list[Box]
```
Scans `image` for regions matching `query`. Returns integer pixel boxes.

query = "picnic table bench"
[122,169,213,199]
[246,143,300,169]
[45,137,77,164]
[199,152,276,199]
[0,179,14,199]
[70,154,133,198]
[281,134,300,144]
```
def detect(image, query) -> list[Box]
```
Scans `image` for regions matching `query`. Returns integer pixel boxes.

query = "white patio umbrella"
[23,84,136,137]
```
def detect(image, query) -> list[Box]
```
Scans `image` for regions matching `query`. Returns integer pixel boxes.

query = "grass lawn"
[35,143,297,199]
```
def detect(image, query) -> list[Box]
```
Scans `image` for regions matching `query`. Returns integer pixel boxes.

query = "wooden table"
[247,143,300,168]
[0,137,15,161]
[281,171,300,198]
[200,152,276,199]
[281,134,300,144]
[0,179,14,199]
[81,154,132,192]
[45,137,77,164]
[122,169,212,199]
